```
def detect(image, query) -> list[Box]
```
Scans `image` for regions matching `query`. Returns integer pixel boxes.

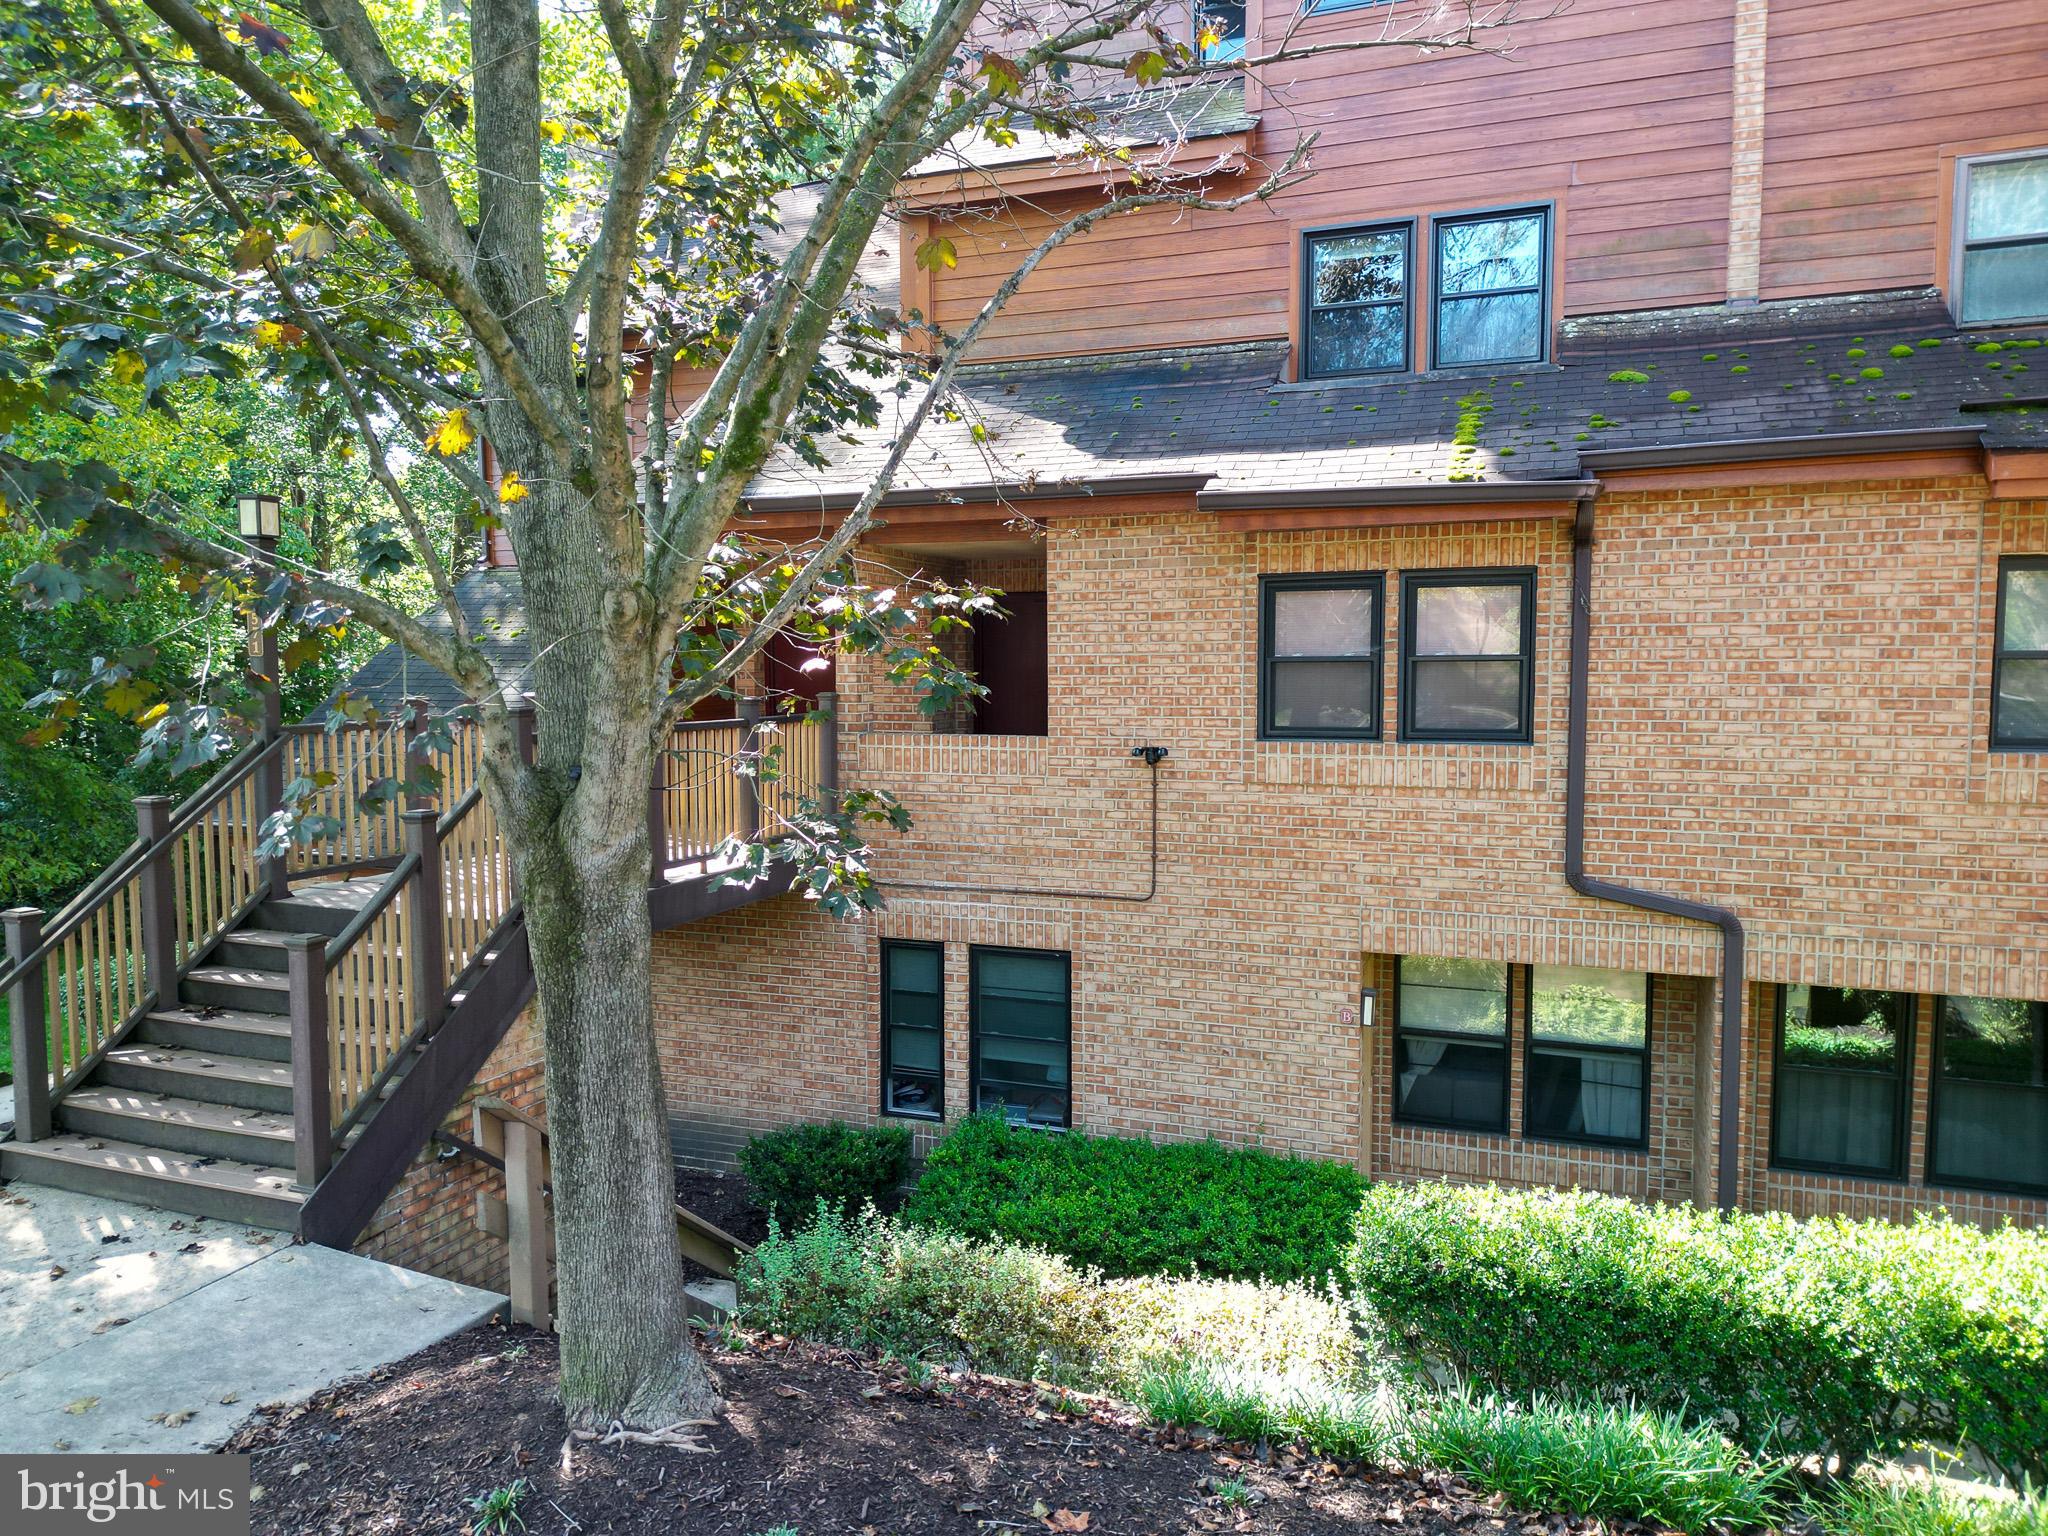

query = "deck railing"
[6,692,838,1194]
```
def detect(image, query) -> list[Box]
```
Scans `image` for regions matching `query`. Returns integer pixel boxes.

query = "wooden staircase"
[1,695,835,1246]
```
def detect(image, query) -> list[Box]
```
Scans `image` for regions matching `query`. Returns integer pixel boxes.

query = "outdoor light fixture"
[236,491,282,540]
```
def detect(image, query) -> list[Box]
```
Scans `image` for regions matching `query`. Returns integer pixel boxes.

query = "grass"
[1409,1392,1789,1536]
[1135,1361,1398,1464]
[467,1479,529,1535]
[1809,1473,2048,1536]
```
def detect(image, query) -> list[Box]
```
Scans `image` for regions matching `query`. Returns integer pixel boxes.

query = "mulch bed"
[227,1324,1618,1536]
[675,1167,771,1283]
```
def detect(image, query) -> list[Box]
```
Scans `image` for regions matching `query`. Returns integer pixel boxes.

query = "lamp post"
[238,491,288,898]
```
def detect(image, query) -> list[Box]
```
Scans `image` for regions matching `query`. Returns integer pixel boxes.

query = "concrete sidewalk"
[0,1180,503,1454]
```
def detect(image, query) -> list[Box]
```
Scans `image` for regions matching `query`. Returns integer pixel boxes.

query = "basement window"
[1399,569,1535,743]
[1526,966,1650,1148]
[1992,556,2048,749]
[881,940,945,1120]
[1771,985,1912,1180]
[1929,994,2048,1196]
[1259,573,1383,739]
[970,947,1071,1129]
[1394,955,1509,1133]
[1956,150,2048,325]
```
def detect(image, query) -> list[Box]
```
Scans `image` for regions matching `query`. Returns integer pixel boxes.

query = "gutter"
[740,472,1214,518]
[1565,494,1746,1211]
[1579,425,1982,472]
[1196,479,1598,511]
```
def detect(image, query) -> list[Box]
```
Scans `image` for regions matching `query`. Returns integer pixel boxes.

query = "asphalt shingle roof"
[340,567,529,715]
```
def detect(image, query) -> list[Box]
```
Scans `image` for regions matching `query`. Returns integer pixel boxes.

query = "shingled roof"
[339,567,530,715]
[741,288,2047,512]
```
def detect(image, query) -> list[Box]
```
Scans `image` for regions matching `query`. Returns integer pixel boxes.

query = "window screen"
[1527,965,1648,1146]
[1260,574,1383,738]
[1771,985,1911,1178]
[1400,570,1535,742]
[1930,995,2047,1195]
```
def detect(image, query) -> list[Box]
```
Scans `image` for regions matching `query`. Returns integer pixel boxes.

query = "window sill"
[1272,360,1561,395]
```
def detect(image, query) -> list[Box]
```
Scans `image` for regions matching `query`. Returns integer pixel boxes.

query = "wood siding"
[1759,0,2048,300]
[920,0,2048,364]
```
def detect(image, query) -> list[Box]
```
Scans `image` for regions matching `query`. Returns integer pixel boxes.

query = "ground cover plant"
[736,1121,912,1224]
[1810,1471,2048,1536]
[903,1112,1365,1283]
[1348,1182,2048,1483]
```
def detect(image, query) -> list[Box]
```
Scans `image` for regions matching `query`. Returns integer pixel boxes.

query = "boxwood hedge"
[737,1120,913,1223]
[902,1114,1364,1284]
[1346,1183,2048,1482]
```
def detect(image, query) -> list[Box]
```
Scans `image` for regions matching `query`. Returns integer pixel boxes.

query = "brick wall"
[351,1004,547,1288]
[652,478,2047,1227]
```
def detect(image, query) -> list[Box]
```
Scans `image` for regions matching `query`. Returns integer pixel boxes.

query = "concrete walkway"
[0,1180,503,1454]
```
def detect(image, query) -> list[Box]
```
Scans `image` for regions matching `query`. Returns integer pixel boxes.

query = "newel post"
[403,808,446,1035]
[250,531,289,901]
[3,908,52,1141]
[739,695,764,842]
[282,933,333,1187]
[134,796,180,1009]
[816,690,840,795]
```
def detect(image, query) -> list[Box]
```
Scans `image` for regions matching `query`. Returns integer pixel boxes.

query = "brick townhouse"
[378,0,2048,1238]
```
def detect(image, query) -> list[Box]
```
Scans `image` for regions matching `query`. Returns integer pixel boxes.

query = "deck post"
[251,532,289,901]
[3,908,52,1141]
[403,809,447,1035]
[816,690,839,795]
[403,697,433,812]
[739,696,764,842]
[504,1116,552,1330]
[283,933,333,1188]
[134,795,180,1010]
[647,748,669,884]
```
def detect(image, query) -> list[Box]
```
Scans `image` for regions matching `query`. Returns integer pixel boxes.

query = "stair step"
[57,1087,296,1169]
[137,1007,292,1062]
[211,928,327,974]
[180,964,290,1015]
[246,876,389,939]
[97,1044,295,1113]
[0,1133,303,1230]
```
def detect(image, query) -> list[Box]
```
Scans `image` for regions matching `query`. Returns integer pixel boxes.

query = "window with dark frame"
[1770,985,1912,1179]
[1197,0,1245,59]
[1259,574,1383,739]
[970,946,1072,1129]
[1394,955,1509,1132]
[880,940,944,1120]
[1957,150,2048,325]
[1929,995,2048,1196]
[1400,570,1535,742]
[1302,222,1410,379]
[1993,556,2048,749]
[1432,208,1550,367]
[1526,965,1649,1148]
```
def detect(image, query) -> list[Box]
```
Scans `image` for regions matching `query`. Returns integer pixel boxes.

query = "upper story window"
[1198,1,1246,59]
[1930,995,2047,1195]
[881,939,945,1120]
[1394,955,1509,1132]
[1993,556,2048,750]
[1433,208,1550,367]
[1399,569,1535,743]
[1303,222,1410,379]
[1259,574,1383,739]
[1771,985,1912,1180]
[1957,150,2048,325]
[1526,965,1650,1148]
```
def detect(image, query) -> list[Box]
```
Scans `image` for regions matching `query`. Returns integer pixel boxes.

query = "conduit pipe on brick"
[1565,495,1746,1211]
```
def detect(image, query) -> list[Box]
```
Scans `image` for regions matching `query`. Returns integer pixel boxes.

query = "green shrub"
[904,1114,1364,1283]
[1410,1392,1788,1536]
[1811,1473,2048,1536]
[1347,1183,2048,1481]
[736,1121,912,1224]
[1135,1360,1396,1462]
[733,1205,1362,1391]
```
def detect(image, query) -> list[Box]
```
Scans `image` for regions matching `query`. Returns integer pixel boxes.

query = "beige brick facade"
[651,474,2047,1227]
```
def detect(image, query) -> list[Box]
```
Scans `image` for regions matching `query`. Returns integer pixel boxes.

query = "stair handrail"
[319,850,421,972]
[0,732,284,990]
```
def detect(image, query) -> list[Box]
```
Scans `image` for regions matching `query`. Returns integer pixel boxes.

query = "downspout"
[1565,495,1746,1211]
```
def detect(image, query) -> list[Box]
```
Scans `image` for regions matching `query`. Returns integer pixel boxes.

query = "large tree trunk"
[506,697,720,1429]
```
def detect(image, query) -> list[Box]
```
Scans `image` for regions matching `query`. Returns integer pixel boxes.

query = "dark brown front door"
[971,590,1048,736]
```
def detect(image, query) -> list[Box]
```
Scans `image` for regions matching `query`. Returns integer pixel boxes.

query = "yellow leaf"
[540,119,567,145]
[497,471,529,504]
[112,349,146,385]
[284,221,337,261]
[291,86,318,107]
[427,407,474,457]
[138,702,169,726]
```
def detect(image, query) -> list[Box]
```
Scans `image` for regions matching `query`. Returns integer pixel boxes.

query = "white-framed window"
[1955,149,2048,325]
